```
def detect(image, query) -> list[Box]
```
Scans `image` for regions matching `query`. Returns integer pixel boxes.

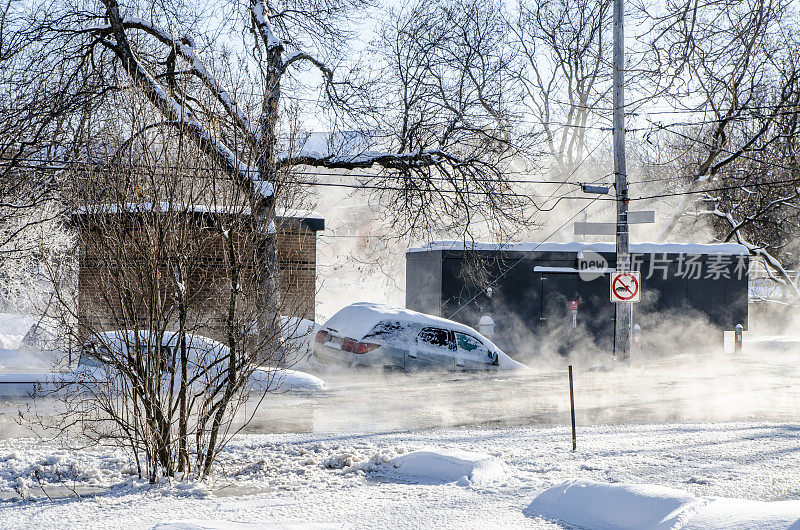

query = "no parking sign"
[610,271,640,303]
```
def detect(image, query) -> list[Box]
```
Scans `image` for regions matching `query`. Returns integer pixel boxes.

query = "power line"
[0,159,620,203]
[644,117,800,176]
[630,176,800,202]
[448,195,604,319]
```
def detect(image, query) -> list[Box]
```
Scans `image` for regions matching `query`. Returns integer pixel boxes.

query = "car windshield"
[455,332,488,355]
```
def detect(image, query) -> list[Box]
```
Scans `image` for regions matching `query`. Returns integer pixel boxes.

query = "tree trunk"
[253,46,283,365]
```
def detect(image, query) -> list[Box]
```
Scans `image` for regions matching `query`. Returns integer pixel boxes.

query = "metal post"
[633,324,641,352]
[568,365,576,451]
[734,324,743,352]
[613,0,630,362]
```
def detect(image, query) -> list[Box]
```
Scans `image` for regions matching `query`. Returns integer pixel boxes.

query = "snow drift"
[251,368,327,392]
[386,448,507,485]
[526,480,800,529]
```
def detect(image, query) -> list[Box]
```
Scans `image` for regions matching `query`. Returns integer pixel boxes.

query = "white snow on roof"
[74,202,218,215]
[74,203,323,221]
[276,208,324,220]
[408,241,749,255]
[322,302,483,341]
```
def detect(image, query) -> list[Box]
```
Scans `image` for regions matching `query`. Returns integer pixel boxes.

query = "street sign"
[568,300,579,310]
[610,271,640,303]
[628,210,655,223]
[573,211,655,235]
[573,222,616,236]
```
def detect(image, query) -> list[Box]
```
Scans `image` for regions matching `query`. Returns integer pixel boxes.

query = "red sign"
[569,300,579,310]
[611,272,641,303]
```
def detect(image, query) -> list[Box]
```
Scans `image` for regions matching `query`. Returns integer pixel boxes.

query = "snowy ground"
[3,322,800,527]
[1,422,800,528]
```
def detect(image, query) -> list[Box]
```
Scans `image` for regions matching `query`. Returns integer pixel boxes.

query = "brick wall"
[77,215,318,342]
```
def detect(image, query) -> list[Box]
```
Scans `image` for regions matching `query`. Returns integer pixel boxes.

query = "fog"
[285,164,800,437]
[225,336,800,435]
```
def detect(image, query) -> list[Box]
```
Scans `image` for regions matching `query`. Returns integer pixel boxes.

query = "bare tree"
[2,0,531,333]
[36,95,310,479]
[627,0,800,299]
[508,0,613,175]
[4,0,533,479]
[638,0,797,239]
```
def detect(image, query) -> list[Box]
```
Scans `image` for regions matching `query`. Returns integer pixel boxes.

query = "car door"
[454,332,493,370]
[410,327,456,371]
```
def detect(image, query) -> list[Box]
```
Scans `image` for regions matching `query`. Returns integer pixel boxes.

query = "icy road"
[3,345,800,437]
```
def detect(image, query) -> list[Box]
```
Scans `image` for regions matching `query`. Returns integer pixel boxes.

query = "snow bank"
[277,369,326,391]
[0,349,52,372]
[153,520,334,529]
[526,481,800,529]
[251,368,327,392]
[387,448,507,485]
[279,317,319,367]
[0,313,37,350]
[526,481,700,529]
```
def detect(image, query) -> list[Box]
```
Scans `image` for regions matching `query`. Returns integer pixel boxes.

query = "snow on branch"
[98,0,272,200]
[117,17,256,142]
[282,51,332,77]
[251,1,282,50]
[276,150,454,171]
[704,205,800,303]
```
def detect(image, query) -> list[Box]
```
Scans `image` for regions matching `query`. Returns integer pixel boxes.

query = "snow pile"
[0,349,52,372]
[279,317,320,367]
[526,480,800,529]
[3,423,800,528]
[154,520,335,529]
[251,368,327,392]
[383,448,508,485]
[0,442,130,498]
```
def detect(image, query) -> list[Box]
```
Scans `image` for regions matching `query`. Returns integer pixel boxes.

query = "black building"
[406,242,749,356]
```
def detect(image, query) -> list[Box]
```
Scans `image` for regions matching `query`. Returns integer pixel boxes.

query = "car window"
[418,327,450,348]
[78,353,103,368]
[455,332,488,356]
[79,343,112,367]
[364,321,405,339]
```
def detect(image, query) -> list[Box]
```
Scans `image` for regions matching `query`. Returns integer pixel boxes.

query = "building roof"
[71,203,324,231]
[407,241,749,256]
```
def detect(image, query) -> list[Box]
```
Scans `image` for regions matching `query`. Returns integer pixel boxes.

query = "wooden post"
[613,0,631,362]
[569,365,576,451]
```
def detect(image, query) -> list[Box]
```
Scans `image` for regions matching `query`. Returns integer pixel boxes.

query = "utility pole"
[613,0,631,361]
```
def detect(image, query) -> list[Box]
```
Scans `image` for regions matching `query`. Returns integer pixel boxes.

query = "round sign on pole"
[610,271,640,303]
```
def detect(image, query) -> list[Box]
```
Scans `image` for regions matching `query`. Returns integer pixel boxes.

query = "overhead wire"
[447,194,604,319]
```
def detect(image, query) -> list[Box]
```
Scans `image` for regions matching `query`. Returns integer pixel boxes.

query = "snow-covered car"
[0,330,325,397]
[78,330,325,391]
[314,302,525,371]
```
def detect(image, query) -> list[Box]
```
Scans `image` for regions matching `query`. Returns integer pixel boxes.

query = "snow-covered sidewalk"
[1,422,800,528]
